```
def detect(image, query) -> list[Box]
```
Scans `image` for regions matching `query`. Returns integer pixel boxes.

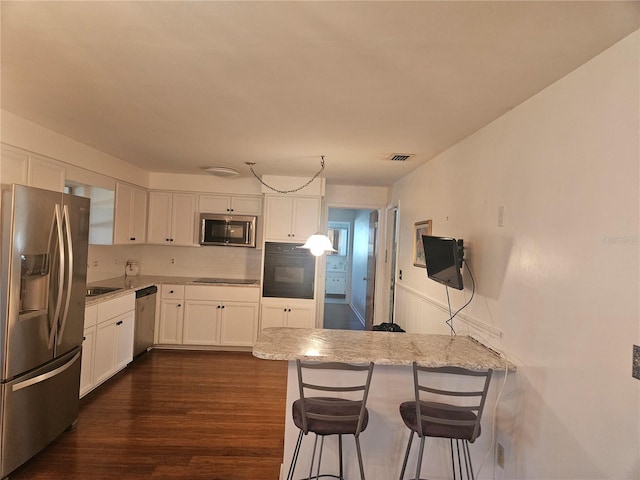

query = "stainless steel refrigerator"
[0,184,90,477]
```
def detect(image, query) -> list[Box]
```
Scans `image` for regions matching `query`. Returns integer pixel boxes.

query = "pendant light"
[299,232,337,257]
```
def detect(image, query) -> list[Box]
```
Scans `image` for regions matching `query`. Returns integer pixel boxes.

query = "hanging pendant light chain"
[246,157,325,194]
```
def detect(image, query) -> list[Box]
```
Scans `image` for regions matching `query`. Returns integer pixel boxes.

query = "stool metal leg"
[398,431,414,480]
[338,435,344,480]
[414,436,426,480]
[315,435,326,480]
[309,434,320,480]
[463,440,474,480]
[287,430,304,480]
[355,436,366,480]
[450,439,475,480]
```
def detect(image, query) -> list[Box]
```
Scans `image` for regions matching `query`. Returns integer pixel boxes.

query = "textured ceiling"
[1,1,638,186]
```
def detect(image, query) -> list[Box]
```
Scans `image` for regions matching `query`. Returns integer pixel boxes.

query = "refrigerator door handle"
[57,204,74,345]
[48,204,65,350]
[11,352,81,392]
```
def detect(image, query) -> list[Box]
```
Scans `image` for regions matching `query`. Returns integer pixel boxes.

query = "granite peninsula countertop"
[85,275,260,306]
[253,327,515,371]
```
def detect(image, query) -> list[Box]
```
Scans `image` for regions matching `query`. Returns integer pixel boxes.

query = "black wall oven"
[262,242,315,299]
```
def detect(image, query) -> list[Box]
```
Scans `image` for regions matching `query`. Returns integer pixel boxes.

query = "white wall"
[390,31,639,478]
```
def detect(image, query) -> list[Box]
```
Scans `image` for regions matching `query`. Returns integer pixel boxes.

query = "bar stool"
[286,360,375,480]
[398,363,493,480]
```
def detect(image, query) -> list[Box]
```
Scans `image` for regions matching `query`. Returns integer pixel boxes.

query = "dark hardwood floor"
[11,350,288,480]
[323,303,365,330]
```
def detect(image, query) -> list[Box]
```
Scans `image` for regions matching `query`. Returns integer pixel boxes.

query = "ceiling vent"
[388,154,413,162]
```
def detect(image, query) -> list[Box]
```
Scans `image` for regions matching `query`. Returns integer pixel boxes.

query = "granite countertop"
[85,275,260,306]
[253,327,515,371]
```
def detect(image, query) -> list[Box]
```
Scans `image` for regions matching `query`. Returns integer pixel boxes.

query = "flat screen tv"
[421,235,464,290]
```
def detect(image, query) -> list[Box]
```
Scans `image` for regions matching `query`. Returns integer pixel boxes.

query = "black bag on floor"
[372,322,405,332]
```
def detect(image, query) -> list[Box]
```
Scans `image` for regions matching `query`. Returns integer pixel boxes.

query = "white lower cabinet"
[80,325,96,397]
[94,319,118,385]
[158,284,259,348]
[114,312,135,371]
[183,301,220,345]
[81,294,135,397]
[326,272,347,295]
[220,303,259,346]
[260,299,316,330]
[158,284,185,344]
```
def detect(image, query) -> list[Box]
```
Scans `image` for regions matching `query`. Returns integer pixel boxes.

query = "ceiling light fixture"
[204,166,239,177]
[245,156,325,194]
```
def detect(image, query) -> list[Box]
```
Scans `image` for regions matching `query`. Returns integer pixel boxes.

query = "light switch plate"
[633,345,640,380]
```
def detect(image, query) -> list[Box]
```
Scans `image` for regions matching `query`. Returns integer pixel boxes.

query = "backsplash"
[87,244,262,283]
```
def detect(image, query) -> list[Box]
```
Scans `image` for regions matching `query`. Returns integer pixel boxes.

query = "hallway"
[323,302,365,330]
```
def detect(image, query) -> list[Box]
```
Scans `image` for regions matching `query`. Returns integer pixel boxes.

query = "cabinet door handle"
[177,304,182,307]
[170,290,174,293]
[130,237,136,241]
[116,320,123,326]
[221,305,225,309]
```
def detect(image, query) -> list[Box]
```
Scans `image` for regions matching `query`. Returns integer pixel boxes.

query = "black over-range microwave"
[199,213,257,247]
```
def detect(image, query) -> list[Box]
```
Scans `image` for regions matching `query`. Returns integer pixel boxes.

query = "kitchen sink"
[86,286,123,297]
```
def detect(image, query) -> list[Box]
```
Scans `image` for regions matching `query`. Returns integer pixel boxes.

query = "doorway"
[323,208,378,330]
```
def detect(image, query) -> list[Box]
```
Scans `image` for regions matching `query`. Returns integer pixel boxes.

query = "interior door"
[364,211,378,329]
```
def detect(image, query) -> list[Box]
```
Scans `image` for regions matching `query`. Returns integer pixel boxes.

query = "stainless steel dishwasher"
[134,285,157,357]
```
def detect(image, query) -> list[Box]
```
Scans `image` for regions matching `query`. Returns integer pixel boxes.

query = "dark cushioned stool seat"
[293,397,370,436]
[398,401,479,441]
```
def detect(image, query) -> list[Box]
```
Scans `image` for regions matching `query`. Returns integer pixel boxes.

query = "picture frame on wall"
[413,220,433,268]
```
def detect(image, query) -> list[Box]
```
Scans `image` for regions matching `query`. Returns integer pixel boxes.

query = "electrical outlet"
[92,260,99,268]
[633,345,640,380]
[497,443,505,469]
[170,258,176,265]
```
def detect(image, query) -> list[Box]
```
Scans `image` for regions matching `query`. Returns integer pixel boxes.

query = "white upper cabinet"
[1,144,65,192]
[113,182,147,244]
[263,195,321,242]
[147,191,197,246]
[28,155,66,192]
[1,144,29,185]
[198,194,262,216]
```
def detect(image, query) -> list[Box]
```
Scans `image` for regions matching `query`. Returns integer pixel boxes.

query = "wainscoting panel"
[394,283,503,350]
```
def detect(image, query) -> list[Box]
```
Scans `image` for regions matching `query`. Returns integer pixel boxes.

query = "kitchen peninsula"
[253,327,515,480]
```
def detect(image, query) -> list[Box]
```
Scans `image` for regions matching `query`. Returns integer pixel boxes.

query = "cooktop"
[193,278,258,285]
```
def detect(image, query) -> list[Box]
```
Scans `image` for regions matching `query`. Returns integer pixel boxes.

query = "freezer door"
[1,185,61,380]
[0,348,81,478]
[55,193,89,358]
